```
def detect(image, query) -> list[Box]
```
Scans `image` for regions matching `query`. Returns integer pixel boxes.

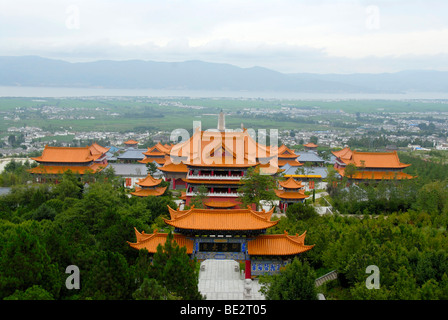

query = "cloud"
[0,0,447,73]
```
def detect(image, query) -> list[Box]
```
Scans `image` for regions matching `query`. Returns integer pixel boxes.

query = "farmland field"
[1,96,447,133]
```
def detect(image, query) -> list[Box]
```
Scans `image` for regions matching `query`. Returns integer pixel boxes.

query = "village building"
[128,205,314,278]
[332,147,414,181]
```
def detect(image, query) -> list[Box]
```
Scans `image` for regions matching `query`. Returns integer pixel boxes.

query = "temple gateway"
[128,205,314,278]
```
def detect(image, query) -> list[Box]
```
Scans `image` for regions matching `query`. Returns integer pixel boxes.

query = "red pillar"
[245,260,251,279]
[172,178,176,189]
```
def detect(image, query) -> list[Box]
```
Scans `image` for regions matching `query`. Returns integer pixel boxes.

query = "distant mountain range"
[1,56,447,93]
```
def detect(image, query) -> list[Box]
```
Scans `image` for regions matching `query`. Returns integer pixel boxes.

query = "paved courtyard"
[198,259,266,300]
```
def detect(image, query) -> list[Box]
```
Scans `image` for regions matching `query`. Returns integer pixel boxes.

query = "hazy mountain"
[0,56,447,93]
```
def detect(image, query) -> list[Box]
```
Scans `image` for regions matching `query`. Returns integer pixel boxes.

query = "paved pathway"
[198,259,265,300]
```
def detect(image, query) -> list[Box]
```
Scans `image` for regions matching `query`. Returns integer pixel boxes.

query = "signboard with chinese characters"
[199,242,241,252]
[251,260,284,276]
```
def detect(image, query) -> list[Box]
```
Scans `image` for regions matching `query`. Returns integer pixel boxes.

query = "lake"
[1,86,448,100]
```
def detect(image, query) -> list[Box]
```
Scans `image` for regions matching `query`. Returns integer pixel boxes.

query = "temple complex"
[332,147,414,181]
[128,112,314,277]
[128,205,314,278]
[157,112,282,208]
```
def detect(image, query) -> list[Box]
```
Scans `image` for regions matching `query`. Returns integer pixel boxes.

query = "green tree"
[4,285,54,300]
[82,250,134,300]
[260,258,317,300]
[31,203,57,221]
[286,202,318,222]
[150,232,203,300]
[132,278,178,300]
[0,224,61,299]
[146,162,158,176]
[344,163,358,180]
[188,185,208,209]
[238,167,278,210]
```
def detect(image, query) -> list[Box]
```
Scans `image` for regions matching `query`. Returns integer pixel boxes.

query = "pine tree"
[150,232,203,300]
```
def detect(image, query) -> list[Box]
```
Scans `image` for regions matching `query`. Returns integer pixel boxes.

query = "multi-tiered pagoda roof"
[130,174,167,197]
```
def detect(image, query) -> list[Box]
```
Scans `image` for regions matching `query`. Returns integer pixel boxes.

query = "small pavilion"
[275,177,309,212]
[130,174,167,197]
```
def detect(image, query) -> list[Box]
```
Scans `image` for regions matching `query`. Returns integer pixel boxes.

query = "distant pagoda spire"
[217,109,225,131]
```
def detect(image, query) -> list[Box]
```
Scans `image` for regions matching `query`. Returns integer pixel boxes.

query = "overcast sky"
[1,0,448,73]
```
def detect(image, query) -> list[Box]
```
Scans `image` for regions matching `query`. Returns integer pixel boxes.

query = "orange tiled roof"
[278,177,304,189]
[203,200,239,208]
[165,205,277,231]
[31,146,98,163]
[128,229,194,254]
[275,189,309,200]
[89,143,110,156]
[136,174,163,187]
[332,147,353,160]
[28,163,105,175]
[144,143,172,156]
[336,167,414,180]
[170,129,276,163]
[333,148,410,169]
[130,186,167,197]
[278,159,303,167]
[304,143,318,148]
[349,150,410,169]
[158,162,189,173]
[247,231,314,256]
[278,145,299,159]
[124,139,138,145]
[138,157,166,165]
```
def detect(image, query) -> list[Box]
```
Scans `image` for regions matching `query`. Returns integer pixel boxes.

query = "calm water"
[1,86,448,100]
